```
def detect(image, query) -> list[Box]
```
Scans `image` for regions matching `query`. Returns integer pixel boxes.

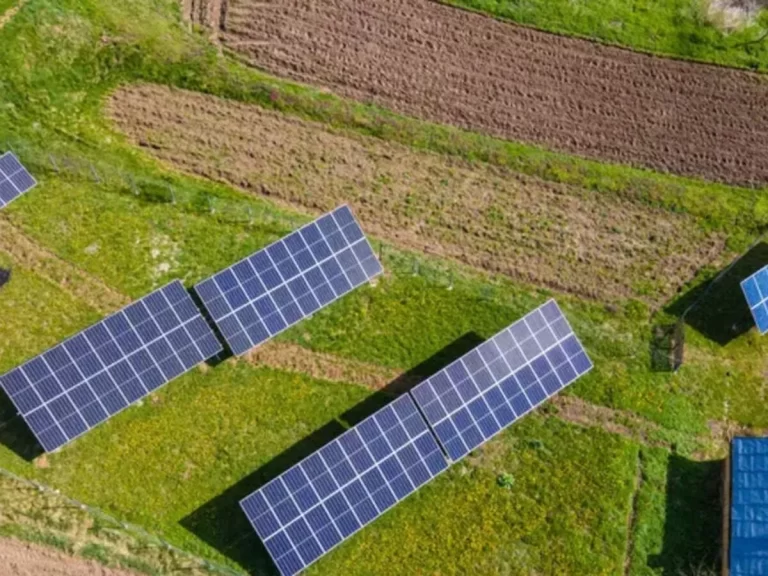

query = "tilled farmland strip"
[108,84,726,304]
[218,0,768,186]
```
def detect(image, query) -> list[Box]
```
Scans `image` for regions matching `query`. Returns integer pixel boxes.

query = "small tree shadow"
[179,332,484,574]
[649,454,724,575]
[666,242,768,346]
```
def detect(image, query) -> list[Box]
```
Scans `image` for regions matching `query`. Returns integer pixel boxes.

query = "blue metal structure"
[730,437,768,575]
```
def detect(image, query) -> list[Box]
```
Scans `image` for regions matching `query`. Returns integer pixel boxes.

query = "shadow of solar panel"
[240,395,448,576]
[0,152,37,209]
[195,205,383,356]
[410,299,593,462]
[741,265,768,334]
[0,281,223,452]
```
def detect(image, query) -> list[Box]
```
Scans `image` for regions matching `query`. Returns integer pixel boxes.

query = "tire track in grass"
[245,341,702,452]
[0,0,26,31]
[0,218,130,315]
[623,449,644,576]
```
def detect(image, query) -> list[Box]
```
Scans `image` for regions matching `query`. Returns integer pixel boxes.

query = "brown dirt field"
[182,0,225,42]
[217,0,768,186]
[0,538,138,576]
[108,84,726,304]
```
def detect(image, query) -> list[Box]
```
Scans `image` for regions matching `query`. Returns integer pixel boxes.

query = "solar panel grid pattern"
[0,281,223,452]
[741,266,768,334]
[240,395,448,576]
[0,152,37,208]
[195,206,382,356]
[410,300,592,462]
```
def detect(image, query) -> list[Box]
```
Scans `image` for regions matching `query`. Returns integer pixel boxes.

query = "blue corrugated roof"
[731,437,768,575]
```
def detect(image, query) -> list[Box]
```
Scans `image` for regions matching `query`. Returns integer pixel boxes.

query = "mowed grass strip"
[5,167,768,436]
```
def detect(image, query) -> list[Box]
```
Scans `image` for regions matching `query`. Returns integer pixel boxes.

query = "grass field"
[442,0,768,71]
[0,0,759,574]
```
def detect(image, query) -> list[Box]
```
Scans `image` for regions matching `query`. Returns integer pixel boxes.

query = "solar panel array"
[410,299,592,462]
[241,395,449,576]
[240,299,593,576]
[741,266,768,334]
[0,281,222,452]
[195,206,382,356]
[0,152,37,208]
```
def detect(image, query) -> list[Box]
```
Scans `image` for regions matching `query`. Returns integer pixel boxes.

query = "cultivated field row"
[108,84,727,304]
[213,0,768,186]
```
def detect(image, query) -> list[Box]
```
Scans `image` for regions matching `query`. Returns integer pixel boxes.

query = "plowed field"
[109,84,725,303]
[213,0,768,186]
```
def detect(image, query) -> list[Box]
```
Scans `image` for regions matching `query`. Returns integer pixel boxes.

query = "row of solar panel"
[240,299,594,576]
[0,206,382,452]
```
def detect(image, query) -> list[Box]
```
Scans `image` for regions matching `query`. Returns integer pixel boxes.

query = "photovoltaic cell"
[741,265,768,334]
[195,205,382,356]
[0,281,222,452]
[410,299,592,462]
[0,152,37,208]
[240,395,448,576]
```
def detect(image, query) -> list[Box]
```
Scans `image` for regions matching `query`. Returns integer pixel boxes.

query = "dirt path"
[218,0,768,187]
[108,84,726,304]
[0,537,138,576]
[0,0,26,31]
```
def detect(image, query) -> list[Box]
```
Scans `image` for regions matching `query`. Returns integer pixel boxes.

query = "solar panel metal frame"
[240,395,449,576]
[195,205,382,356]
[0,152,37,208]
[741,266,768,335]
[0,280,223,452]
[410,299,593,463]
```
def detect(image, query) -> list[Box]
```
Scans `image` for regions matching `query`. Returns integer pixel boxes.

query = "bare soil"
[0,538,137,576]
[108,84,726,303]
[215,0,768,187]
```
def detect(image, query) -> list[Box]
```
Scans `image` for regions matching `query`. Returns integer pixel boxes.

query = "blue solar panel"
[0,152,37,208]
[410,299,592,462]
[0,281,222,452]
[741,266,768,334]
[240,395,448,576]
[195,205,382,356]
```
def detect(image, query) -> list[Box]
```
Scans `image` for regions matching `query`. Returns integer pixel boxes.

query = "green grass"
[0,356,641,575]
[442,0,768,71]
[0,251,101,376]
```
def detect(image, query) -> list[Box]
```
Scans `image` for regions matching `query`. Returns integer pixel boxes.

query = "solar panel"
[240,395,448,576]
[741,265,768,334]
[410,299,592,462]
[0,152,37,208]
[195,205,382,356]
[0,281,223,452]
